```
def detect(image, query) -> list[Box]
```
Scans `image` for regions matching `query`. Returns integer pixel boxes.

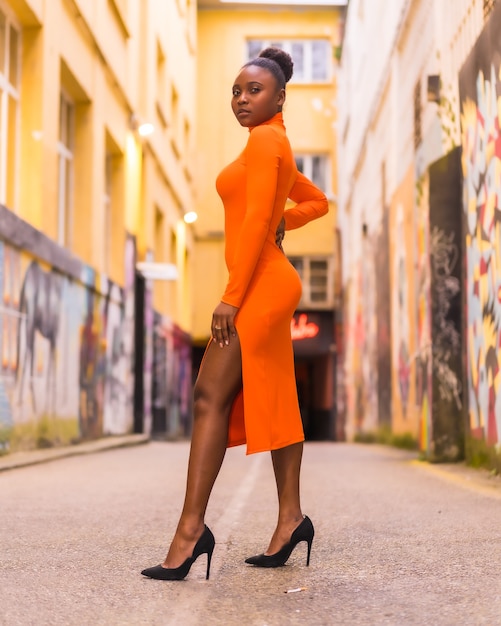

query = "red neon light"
[291,314,319,340]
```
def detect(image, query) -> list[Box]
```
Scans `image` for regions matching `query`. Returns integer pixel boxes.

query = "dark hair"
[243,47,294,89]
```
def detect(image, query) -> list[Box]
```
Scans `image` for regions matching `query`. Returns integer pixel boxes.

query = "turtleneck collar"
[249,111,284,133]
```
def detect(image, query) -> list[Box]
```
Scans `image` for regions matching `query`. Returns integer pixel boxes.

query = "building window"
[295,154,329,193]
[103,130,124,280]
[247,39,331,83]
[103,154,112,273]
[155,40,168,130]
[171,84,179,155]
[57,92,74,247]
[413,79,422,150]
[484,0,497,20]
[289,256,334,309]
[0,8,20,209]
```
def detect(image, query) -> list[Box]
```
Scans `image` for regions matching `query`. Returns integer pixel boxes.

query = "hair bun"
[259,47,294,83]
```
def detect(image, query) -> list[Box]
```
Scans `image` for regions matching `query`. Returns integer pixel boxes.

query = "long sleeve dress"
[215,111,328,454]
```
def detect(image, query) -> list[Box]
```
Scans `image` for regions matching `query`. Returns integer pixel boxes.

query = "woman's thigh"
[194,334,242,410]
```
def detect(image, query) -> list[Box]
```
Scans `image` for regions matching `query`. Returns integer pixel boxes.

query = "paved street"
[2,441,501,626]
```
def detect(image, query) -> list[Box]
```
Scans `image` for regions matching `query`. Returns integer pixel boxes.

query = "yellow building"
[193,0,345,440]
[0,0,197,451]
[0,0,344,453]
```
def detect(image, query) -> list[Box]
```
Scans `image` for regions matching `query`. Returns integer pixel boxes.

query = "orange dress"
[216,112,328,454]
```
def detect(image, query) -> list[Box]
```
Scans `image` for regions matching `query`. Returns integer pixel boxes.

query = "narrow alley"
[2,441,501,626]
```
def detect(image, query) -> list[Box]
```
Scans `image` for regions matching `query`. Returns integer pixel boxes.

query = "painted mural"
[459,3,501,447]
[360,233,379,433]
[394,203,412,417]
[343,273,364,439]
[343,235,380,439]
[389,166,421,439]
[415,173,432,452]
[0,233,136,452]
[424,149,464,460]
[375,209,392,426]
[151,312,193,439]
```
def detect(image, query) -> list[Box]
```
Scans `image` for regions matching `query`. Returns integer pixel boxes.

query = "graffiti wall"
[428,149,464,459]
[343,259,375,439]
[459,3,501,447]
[389,165,421,438]
[151,313,192,439]
[375,209,392,426]
[0,215,136,452]
[415,171,432,451]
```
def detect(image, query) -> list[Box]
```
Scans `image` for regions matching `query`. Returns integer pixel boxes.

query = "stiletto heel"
[141,525,215,581]
[306,536,312,566]
[245,515,314,568]
[206,546,213,580]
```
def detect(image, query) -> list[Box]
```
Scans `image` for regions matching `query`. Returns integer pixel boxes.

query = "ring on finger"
[215,325,222,330]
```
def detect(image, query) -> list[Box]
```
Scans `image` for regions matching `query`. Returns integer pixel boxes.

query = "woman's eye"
[232,89,240,97]
[250,87,260,94]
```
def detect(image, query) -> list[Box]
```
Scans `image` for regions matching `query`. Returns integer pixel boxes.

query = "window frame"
[288,255,334,309]
[57,91,75,248]
[103,153,113,274]
[246,38,332,84]
[0,7,21,211]
[294,153,331,194]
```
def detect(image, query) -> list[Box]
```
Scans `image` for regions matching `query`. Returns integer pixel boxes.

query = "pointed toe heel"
[245,515,314,568]
[141,525,215,581]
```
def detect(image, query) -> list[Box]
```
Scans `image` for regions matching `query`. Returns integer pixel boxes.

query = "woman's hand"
[212,302,238,347]
[275,217,285,251]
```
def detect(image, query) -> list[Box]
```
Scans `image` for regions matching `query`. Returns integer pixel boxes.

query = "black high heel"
[141,525,215,580]
[245,515,314,568]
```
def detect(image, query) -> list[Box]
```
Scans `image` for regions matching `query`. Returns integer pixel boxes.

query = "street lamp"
[137,122,154,137]
[129,114,155,137]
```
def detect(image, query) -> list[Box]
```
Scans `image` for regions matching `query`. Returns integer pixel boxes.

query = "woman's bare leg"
[162,336,242,568]
[266,441,304,554]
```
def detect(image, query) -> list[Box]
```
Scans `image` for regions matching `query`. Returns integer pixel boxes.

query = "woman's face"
[231,64,285,127]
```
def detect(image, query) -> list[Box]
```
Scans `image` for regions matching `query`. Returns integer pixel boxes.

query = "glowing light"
[291,314,319,340]
[183,211,198,224]
[138,123,154,137]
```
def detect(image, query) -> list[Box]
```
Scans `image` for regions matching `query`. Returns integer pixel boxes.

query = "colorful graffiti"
[375,210,392,426]
[389,167,422,441]
[343,271,364,438]
[415,176,432,451]
[78,276,131,440]
[393,204,411,416]
[0,237,135,452]
[151,313,192,438]
[460,11,501,446]
[426,148,464,460]
[343,237,379,438]
[429,225,462,408]
[16,261,63,416]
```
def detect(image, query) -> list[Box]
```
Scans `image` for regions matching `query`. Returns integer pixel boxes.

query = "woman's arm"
[283,171,329,230]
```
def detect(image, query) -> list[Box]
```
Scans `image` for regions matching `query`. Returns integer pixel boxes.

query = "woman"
[141,47,328,581]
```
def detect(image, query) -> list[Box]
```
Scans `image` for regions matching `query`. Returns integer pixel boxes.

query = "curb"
[409,458,501,500]
[0,434,150,472]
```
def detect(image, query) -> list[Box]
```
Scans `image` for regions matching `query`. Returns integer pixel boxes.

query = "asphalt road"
[1,441,501,626]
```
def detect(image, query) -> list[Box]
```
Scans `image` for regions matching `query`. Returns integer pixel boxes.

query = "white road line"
[164,452,265,626]
[210,452,265,575]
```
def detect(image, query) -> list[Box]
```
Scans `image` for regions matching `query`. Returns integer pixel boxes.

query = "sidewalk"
[0,433,149,472]
[410,454,501,500]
